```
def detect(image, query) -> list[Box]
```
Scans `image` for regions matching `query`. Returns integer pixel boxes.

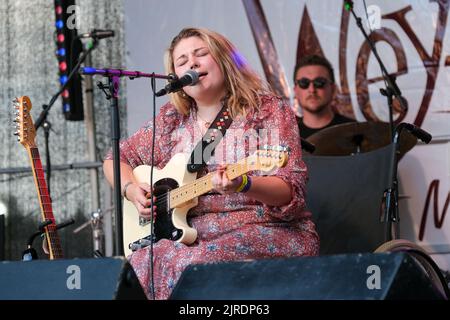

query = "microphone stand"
[84,67,173,256]
[97,75,123,256]
[34,38,99,194]
[22,218,75,261]
[383,123,432,241]
[345,1,408,140]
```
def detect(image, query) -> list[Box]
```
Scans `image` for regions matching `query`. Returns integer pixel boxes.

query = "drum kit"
[304,121,418,203]
[306,121,417,159]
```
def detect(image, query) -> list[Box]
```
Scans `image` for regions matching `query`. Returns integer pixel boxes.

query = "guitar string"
[151,161,250,208]
[146,153,279,208]
[32,147,63,257]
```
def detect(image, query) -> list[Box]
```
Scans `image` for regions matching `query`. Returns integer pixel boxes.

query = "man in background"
[293,55,354,139]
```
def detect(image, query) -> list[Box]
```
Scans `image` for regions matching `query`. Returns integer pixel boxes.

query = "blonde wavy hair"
[164,27,271,117]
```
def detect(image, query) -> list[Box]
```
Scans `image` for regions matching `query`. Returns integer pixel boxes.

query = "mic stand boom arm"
[345,1,408,139]
[34,39,99,131]
[33,39,99,196]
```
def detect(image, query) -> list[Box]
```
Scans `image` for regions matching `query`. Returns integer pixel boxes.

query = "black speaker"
[0,214,4,260]
[170,252,446,300]
[0,257,146,300]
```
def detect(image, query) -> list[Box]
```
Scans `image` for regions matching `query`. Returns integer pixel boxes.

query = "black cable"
[149,74,157,300]
[406,249,450,299]
[362,0,372,33]
[0,173,33,183]
[25,181,89,217]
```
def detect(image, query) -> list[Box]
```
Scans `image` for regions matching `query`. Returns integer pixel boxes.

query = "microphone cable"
[148,74,157,300]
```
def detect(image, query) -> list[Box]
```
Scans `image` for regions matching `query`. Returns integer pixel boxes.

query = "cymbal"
[306,122,417,158]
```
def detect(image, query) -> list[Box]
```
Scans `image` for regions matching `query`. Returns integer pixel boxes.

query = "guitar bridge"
[139,216,151,226]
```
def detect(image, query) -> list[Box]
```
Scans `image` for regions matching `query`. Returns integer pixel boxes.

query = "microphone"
[155,70,200,97]
[301,138,316,154]
[344,0,354,11]
[79,29,115,40]
[398,123,432,144]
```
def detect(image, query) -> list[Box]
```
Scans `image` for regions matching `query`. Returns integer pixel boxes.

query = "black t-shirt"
[297,113,355,139]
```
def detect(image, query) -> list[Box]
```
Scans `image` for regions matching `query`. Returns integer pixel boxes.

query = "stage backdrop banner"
[124,0,450,267]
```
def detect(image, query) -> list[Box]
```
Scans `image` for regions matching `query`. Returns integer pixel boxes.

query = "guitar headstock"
[249,145,290,172]
[13,96,36,148]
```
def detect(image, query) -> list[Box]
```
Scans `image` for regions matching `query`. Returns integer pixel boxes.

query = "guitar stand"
[22,218,75,261]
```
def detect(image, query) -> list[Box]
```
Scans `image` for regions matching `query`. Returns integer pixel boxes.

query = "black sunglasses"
[296,77,331,89]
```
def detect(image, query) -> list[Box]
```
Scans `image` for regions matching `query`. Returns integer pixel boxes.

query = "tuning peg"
[13,117,19,122]
[13,131,19,136]
[13,97,19,103]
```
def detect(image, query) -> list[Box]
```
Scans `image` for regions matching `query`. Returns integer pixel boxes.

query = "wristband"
[241,175,252,193]
[235,175,248,193]
[122,181,133,200]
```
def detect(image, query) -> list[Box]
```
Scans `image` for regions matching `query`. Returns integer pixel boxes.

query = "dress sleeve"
[103,103,179,169]
[256,96,308,221]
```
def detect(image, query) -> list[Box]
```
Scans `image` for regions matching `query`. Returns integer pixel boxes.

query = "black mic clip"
[167,73,178,82]
[79,29,115,40]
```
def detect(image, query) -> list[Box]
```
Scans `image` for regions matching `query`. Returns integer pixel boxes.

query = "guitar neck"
[28,147,63,259]
[168,160,250,208]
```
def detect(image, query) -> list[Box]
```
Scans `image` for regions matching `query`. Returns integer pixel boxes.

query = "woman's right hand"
[125,182,157,219]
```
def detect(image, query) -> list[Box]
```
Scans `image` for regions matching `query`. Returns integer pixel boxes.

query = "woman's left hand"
[211,164,242,195]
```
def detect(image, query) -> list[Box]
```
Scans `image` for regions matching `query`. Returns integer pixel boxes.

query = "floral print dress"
[105,94,319,299]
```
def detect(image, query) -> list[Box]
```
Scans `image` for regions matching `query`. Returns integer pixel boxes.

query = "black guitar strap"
[187,103,233,173]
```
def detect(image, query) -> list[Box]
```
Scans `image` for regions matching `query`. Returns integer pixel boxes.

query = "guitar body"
[122,146,289,257]
[123,153,198,256]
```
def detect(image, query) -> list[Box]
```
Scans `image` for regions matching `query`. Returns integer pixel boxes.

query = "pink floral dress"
[105,94,319,299]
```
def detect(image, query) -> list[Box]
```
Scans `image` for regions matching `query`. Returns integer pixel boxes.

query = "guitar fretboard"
[169,159,252,208]
[29,147,63,259]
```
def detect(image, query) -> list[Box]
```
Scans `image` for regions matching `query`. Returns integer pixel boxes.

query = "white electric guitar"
[122,146,289,256]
